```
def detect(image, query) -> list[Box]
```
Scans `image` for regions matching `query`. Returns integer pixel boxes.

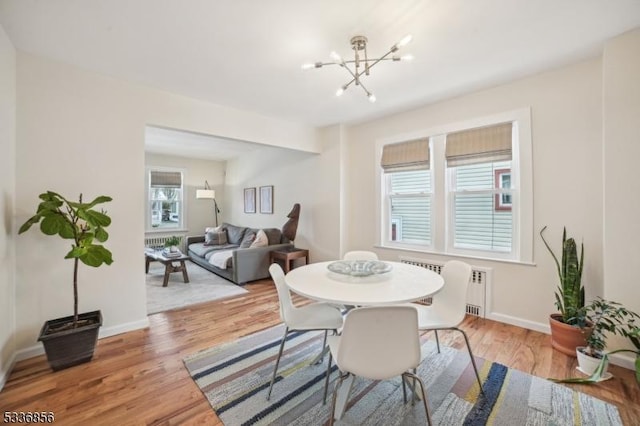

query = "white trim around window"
[375,107,533,263]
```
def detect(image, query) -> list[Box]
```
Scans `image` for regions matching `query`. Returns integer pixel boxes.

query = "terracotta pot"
[549,314,591,357]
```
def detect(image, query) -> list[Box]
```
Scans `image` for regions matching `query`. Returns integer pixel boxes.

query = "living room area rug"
[183,324,623,426]
[146,261,248,314]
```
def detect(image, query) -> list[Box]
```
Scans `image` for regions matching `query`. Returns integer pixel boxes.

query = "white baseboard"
[608,351,636,370]
[486,311,550,334]
[98,317,150,340]
[0,352,18,392]
[13,317,150,363]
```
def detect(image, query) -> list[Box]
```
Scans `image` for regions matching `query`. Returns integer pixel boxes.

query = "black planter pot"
[38,310,102,371]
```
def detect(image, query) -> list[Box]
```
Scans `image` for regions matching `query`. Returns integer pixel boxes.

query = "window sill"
[374,244,536,267]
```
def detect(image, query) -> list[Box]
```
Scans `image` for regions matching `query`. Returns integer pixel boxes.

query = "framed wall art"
[260,185,273,214]
[244,187,256,213]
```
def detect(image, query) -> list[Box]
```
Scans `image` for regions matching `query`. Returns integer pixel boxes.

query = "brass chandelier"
[302,34,413,102]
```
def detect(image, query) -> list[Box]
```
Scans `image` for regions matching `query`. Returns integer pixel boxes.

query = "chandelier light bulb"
[301,62,323,70]
[400,54,414,61]
[397,34,413,48]
[368,93,377,103]
[336,87,345,97]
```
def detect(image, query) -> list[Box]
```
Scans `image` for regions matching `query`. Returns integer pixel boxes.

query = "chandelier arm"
[360,49,395,74]
[312,57,398,67]
[341,62,360,83]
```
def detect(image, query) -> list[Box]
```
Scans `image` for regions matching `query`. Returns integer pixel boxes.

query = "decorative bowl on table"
[327,260,392,277]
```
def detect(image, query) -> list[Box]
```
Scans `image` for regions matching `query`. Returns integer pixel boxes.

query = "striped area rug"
[183,325,623,425]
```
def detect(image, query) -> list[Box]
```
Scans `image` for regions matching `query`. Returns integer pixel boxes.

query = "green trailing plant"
[580,298,640,357]
[604,326,640,384]
[550,299,640,385]
[164,235,182,248]
[19,191,114,328]
[540,226,585,326]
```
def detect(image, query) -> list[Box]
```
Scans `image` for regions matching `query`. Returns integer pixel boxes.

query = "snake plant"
[540,226,585,326]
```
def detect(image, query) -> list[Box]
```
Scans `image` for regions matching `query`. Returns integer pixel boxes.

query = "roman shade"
[150,171,182,188]
[445,122,513,167]
[380,139,430,172]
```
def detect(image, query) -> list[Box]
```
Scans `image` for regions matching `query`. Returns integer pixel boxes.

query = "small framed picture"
[244,187,256,213]
[260,185,273,214]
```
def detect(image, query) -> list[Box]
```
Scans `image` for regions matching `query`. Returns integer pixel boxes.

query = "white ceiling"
[2,0,639,158]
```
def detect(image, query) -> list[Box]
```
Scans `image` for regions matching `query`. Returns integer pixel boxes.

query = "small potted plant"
[551,301,640,384]
[164,235,182,253]
[540,226,590,356]
[19,191,113,371]
[575,298,640,376]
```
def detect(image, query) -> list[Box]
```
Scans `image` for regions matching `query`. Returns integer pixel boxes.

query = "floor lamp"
[196,181,220,227]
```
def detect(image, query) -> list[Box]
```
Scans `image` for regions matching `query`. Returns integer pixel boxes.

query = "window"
[389,169,431,244]
[494,169,512,211]
[381,139,431,246]
[449,161,512,253]
[378,109,533,262]
[147,168,185,230]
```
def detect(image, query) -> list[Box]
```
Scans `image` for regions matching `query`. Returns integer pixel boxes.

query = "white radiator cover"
[400,257,491,318]
[144,235,185,252]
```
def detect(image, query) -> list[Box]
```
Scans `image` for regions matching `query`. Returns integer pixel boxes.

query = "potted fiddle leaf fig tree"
[19,191,113,371]
[540,226,590,357]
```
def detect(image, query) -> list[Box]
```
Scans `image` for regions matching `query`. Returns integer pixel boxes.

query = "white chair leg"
[329,372,350,426]
[455,327,484,395]
[266,326,289,401]
[403,371,433,426]
[323,352,333,404]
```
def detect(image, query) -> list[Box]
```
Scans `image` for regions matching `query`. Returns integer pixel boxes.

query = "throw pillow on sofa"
[221,223,247,245]
[240,229,257,248]
[250,229,269,248]
[205,230,228,246]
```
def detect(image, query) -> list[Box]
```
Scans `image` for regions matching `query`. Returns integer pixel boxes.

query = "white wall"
[14,52,318,357]
[145,152,226,237]
[603,28,640,352]
[224,125,344,261]
[0,24,16,389]
[345,58,604,331]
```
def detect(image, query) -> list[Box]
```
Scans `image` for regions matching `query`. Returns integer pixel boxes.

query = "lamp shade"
[196,189,215,199]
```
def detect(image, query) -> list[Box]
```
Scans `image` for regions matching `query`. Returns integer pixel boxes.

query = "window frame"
[376,107,533,263]
[145,166,188,233]
[494,168,512,211]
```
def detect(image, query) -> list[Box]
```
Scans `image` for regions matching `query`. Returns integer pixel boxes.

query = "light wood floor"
[1,279,639,425]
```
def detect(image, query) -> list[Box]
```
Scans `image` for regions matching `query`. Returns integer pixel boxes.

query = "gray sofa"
[186,222,293,284]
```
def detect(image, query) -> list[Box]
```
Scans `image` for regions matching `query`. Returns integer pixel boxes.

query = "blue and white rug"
[184,325,623,425]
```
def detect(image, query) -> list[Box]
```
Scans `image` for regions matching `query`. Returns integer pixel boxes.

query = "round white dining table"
[285,260,444,306]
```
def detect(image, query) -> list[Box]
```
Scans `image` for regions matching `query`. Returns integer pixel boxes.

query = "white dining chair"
[411,260,484,394]
[267,263,344,401]
[342,250,378,261]
[324,305,432,425]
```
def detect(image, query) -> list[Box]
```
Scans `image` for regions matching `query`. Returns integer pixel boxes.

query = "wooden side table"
[270,248,309,273]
